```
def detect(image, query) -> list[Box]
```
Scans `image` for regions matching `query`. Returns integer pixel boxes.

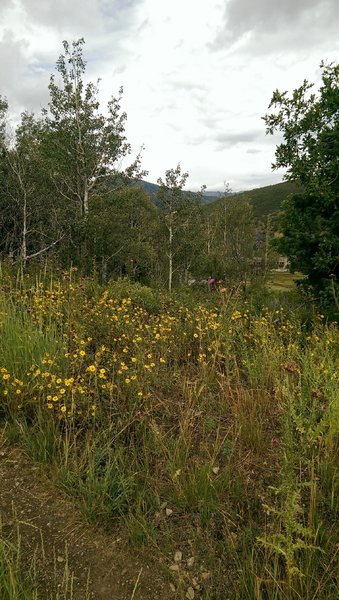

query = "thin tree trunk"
[22,190,27,262]
[168,224,173,292]
[83,185,89,216]
[264,215,271,273]
[101,257,107,282]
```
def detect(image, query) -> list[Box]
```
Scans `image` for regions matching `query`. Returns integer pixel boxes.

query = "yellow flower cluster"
[1,278,337,424]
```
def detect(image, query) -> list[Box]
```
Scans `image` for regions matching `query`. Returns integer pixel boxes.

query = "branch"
[14,234,65,263]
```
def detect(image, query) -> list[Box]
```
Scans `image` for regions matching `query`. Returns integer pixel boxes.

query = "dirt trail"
[0,434,170,599]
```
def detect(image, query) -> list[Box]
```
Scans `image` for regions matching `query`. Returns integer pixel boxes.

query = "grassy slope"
[204,180,300,220]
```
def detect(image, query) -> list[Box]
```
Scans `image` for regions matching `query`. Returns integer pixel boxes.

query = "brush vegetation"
[0,268,338,599]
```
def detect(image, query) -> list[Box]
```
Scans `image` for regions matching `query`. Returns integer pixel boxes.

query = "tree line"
[1,39,338,305]
[0,39,256,289]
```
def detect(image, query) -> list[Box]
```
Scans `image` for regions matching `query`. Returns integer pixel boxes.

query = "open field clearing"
[0,271,338,599]
[267,272,305,292]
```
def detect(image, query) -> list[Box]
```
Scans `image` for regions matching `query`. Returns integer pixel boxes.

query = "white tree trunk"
[22,190,27,262]
[83,185,89,216]
[168,224,173,292]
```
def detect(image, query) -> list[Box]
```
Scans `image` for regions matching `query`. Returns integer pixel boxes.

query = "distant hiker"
[208,276,216,290]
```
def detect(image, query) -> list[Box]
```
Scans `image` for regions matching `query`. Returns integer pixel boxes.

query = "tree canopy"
[263,61,339,307]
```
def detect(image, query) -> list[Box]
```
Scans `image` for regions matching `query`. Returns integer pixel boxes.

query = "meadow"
[0,267,338,599]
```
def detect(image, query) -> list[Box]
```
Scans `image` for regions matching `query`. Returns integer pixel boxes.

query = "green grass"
[0,273,337,599]
[267,271,305,292]
[0,523,84,600]
[0,527,37,600]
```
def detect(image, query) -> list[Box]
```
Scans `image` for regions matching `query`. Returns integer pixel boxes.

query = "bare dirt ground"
[0,431,171,599]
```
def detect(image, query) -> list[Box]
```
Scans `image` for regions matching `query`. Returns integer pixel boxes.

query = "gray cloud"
[236,171,285,191]
[19,0,141,36]
[213,130,262,149]
[246,148,261,154]
[0,0,145,115]
[163,78,209,94]
[189,129,263,150]
[0,0,12,13]
[0,32,50,113]
[213,0,338,53]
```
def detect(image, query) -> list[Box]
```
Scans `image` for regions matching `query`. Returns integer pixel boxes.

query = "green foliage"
[41,38,136,218]
[106,279,162,312]
[200,193,255,282]
[0,39,146,273]
[264,61,339,307]
[157,164,205,289]
[84,187,157,282]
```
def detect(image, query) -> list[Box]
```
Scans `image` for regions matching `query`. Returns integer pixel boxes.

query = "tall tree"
[0,106,64,263]
[263,61,339,304]
[156,164,190,291]
[84,186,157,282]
[41,38,140,218]
[200,188,254,284]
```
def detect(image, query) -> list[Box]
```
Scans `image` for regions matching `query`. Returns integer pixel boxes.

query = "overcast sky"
[0,0,337,191]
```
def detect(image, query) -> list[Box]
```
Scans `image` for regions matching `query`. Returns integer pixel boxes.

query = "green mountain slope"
[203,180,300,220]
[134,179,300,218]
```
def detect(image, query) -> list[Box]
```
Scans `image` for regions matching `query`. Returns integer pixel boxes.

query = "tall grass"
[0,522,84,600]
[0,271,337,598]
[0,524,37,600]
[0,296,63,379]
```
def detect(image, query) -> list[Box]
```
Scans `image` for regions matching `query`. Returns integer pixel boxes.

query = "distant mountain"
[135,180,218,205]
[136,180,160,200]
[135,179,300,218]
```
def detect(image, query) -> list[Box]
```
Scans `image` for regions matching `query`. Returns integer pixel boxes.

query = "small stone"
[57,556,65,563]
[212,466,220,474]
[174,550,182,563]
[186,587,195,599]
[169,564,179,572]
[187,556,195,567]
[165,508,173,517]
[169,583,176,592]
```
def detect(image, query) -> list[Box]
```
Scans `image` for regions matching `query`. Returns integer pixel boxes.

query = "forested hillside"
[0,40,337,303]
[137,179,299,219]
[202,180,300,220]
[0,40,280,287]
